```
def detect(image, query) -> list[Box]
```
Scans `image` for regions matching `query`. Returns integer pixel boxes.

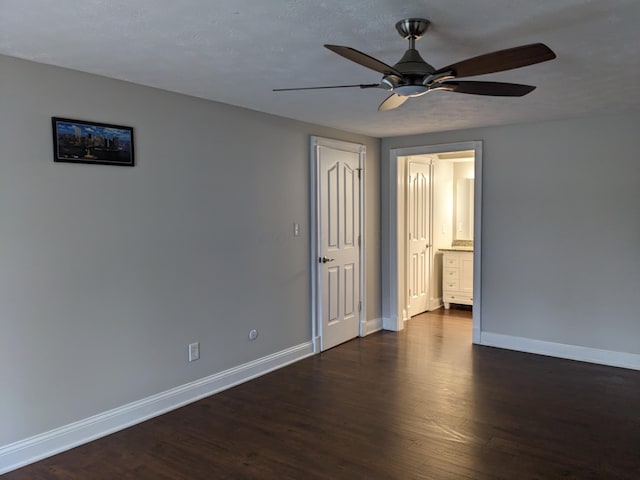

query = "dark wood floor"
[5,308,640,479]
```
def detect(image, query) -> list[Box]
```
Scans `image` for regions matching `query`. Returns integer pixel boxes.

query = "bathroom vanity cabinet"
[442,250,473,309]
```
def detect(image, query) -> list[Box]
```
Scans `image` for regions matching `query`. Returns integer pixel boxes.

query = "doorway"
[383,141,482,344]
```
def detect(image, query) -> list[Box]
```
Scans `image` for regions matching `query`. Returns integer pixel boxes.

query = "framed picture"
[52,117,135,166]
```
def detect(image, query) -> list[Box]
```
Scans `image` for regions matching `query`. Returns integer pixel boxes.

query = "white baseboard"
[362,317,382,336]
[312,335,321,353]
[0,341,315,475]
[480,332,640,371]
[472,326,481,345]
[428,298,443,311]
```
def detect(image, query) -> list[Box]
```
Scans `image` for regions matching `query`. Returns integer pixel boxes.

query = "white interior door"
[317,144,361,351]
[407,160,431,317]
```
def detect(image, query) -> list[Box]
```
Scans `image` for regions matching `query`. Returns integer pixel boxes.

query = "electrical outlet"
[188,342,200,362]
[293,223,300,237]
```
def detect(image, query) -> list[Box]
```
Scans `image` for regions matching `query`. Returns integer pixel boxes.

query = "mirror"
[454,177,474,241]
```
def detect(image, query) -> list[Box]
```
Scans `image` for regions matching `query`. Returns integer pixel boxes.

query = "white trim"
[382,316,399,331]
[480,332,640,371]
[362,317,383,336]
[0,342,314,475]
[312,335,322,353]
[429,298,443,311]
[309,137,320,351]
[385,141,483,343]
[473,326,481,344]
[357,143,367,338]
[471,145,483,344]
[384,147,401,332]
[310,136,367,350]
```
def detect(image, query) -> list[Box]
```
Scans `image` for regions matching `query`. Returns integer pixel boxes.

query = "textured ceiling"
[1,0,639,137]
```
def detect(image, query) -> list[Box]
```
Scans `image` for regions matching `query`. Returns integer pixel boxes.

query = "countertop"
[439,247,474,252]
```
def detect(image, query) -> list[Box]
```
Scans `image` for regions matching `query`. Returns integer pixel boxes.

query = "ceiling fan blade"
[273,83,381,92]
[378,93,408,111]
[434,43,556,78]
[325,44,402,77]
[439,81,536,96]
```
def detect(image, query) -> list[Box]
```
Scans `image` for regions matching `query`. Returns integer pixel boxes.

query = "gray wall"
[0,55,380,445]
[382,113,640,355]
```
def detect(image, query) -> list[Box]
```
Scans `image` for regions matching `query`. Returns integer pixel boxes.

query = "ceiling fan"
[273,18,556,111]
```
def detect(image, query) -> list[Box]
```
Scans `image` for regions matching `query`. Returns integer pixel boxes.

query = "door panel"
[460,256,473,295]
[327,266,340,322]
[319,145,361,350]
[344,164,356,246]
[327,163,339,248]
[344,263,355,316]
[407,160,431,317]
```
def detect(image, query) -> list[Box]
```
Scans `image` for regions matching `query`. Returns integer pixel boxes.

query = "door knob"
[319,256,335,264]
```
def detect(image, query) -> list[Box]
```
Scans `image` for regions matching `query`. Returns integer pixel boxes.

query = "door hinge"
[356,167,362,180]
[358,300,362,312]
[358,235,361,248]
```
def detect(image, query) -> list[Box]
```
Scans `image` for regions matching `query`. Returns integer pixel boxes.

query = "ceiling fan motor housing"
[383,49,436,96]
[393,48,435,76]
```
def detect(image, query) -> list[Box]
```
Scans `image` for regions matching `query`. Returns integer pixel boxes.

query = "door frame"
[310,136,366,353]
[384,141,482,343]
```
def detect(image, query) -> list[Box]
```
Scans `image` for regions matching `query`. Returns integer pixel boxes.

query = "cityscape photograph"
[53,118,134,165]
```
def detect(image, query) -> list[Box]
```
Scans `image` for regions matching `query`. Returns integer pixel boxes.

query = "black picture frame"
[52,117,135,166]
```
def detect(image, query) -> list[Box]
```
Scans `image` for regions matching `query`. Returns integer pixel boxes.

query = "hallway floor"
[6,308,640,479]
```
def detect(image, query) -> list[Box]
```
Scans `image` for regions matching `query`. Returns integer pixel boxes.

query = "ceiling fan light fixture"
[394,84,429,97]
[423,71,455,85]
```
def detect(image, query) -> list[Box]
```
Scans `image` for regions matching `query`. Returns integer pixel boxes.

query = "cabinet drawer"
[443,279,459,291]
[444,268,459,280]
[444,255,459,267]
[444,293,473,305]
